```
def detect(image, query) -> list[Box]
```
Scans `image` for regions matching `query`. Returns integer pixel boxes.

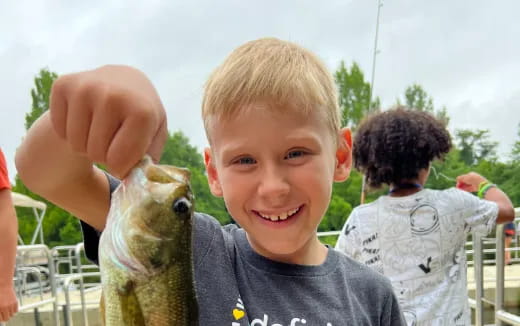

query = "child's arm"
[456,172,515,224]
[15,65,168,230]
[0,188,18,322]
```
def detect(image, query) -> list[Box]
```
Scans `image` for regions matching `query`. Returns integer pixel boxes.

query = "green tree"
[455,129,498,166]
[495,163,520,207]
[404,84,434,113]
[400,84,449,126]
[13,174,79,247]
[25,68,58,130]
[511,123,520,162]
[334,61,380,129]
[14,68,83,247]
[331,170,366,209]
[435,106,450,127]
[426,150,466,190]
[320,195,352,232]
[160,130,231,225]
[160,131,205,171]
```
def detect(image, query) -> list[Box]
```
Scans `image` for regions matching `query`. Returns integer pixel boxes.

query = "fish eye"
[172,197,191,215]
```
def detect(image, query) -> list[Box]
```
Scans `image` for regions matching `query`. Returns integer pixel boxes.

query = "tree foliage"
[25,69,58,130]
[399,84,449,126]
[14,64,520,249]
[404,84,434,113]
[511,123,520,162]
[335,61,380,129]
[455,129,498,166]
[160,131,230,225]
[14,68,81,247]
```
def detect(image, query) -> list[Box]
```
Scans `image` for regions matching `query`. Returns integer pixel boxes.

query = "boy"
[16,38,405,325]
[0,148,18,322]
[335,108,514,326]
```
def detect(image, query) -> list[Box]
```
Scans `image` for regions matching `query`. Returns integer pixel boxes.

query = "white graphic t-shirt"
[336,188,498,326]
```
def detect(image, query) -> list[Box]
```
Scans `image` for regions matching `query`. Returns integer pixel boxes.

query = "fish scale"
[99,156,198,325]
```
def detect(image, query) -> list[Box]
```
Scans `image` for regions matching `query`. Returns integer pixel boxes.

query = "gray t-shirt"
[81,176,405,326]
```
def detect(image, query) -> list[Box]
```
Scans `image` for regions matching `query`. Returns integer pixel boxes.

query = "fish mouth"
[253,205,304,222]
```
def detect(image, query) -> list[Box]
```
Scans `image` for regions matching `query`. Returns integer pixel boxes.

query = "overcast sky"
[1,0,519,183]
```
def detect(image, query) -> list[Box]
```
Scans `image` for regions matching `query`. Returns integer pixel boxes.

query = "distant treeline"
[13,66,520,248]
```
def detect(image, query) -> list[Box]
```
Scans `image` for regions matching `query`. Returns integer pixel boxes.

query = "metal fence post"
[495,223,505,326]
[62,304,70,326]
[473,231,484,326]
[46,245,60,326]
[75,243,89,326]
[33,307,42,326]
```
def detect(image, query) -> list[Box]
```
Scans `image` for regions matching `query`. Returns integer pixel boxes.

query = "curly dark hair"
[353,108,452,188]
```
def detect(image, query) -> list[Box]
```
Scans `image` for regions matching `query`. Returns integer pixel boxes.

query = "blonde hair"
[202,37,340,143]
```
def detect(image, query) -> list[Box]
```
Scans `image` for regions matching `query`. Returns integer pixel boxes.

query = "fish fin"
[146,164,175,183]
[119,280,146,325]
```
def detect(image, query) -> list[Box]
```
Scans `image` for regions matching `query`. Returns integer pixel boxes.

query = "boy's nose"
[257,167,290,203]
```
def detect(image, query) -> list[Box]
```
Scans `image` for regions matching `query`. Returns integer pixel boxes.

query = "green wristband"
[477,180,488,190]
[478,183,496,199]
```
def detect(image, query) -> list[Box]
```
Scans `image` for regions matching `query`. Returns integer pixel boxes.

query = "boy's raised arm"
[15,65,168,230]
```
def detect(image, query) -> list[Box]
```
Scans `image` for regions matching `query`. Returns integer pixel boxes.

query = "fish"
[98,156,198,326]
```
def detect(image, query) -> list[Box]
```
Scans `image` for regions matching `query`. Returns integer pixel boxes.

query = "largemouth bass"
[99,156,198,325]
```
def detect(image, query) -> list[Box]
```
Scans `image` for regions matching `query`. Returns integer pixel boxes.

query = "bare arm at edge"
[0,189,18,322]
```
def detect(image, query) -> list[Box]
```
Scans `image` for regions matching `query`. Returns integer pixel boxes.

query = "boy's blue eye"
[236,157,256,165]
[286,150,306,159]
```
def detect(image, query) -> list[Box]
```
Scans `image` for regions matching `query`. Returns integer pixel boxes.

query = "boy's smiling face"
[204,102,351,264]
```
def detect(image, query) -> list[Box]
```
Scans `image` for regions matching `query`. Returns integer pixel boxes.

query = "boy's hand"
[49,65,168,178]
[0,284,18,322]
[456,172,488,193]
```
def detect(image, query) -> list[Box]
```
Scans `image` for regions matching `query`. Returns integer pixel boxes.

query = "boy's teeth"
[259,207,299,221]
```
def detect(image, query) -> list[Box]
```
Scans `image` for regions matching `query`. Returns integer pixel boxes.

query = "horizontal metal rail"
[14,244,60,326]
[495,310,520,325]
[61,272,101,326]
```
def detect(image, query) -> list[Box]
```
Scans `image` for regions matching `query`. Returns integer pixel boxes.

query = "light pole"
[361,0,383,204]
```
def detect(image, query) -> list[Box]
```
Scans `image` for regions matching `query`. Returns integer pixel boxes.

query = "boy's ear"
[334,127,352,182]
[204,147,223,197]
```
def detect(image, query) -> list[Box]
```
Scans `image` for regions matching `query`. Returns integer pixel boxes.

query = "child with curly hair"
[335,108,514,326]
[0,148,18,322]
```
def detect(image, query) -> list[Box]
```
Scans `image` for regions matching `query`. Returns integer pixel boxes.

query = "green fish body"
[99,156,198,325]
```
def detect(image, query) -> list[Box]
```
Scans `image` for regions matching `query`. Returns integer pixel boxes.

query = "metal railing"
[74,243,88,326]
[470,209,520,326]
[2,242,103,326]
[55,243,100,326]
[4,245,61,326]
[317,218,520,268]
[52,245,81,275]
[61,272,101,326]
[3,210,518,326]
[465,217,520,268]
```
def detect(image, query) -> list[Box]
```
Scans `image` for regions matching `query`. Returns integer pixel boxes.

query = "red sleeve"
[0,149,11,190]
